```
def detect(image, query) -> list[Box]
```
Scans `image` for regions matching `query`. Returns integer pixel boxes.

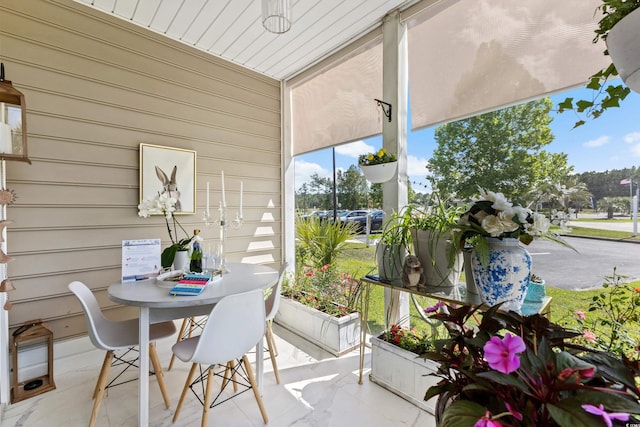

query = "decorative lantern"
[11,320,56,403]
[0,63,30,164]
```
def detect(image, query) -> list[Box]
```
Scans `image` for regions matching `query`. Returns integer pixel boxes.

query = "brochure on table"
[121,239,161,282]
[169,272,219,296]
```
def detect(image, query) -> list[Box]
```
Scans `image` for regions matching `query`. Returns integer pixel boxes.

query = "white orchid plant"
[138,193,192,268]
[457,188,571,265]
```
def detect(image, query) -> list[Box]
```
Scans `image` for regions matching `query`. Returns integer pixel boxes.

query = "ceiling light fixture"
[262,0,291,34]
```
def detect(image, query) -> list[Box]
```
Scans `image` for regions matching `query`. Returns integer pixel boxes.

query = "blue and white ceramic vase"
[470,238,532,312]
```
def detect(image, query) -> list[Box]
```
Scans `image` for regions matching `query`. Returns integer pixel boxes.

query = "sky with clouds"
[294,83,640,194]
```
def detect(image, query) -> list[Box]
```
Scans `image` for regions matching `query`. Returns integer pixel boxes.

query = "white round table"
[108,263,278,427]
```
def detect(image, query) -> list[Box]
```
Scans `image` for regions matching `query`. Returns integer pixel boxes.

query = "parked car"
[340,210,369,221]
[348,210,384,233]
[368,210,384,232]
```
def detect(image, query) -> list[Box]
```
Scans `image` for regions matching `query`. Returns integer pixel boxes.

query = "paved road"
[525,236,640,290]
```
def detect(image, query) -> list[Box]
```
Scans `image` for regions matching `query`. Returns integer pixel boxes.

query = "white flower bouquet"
[457,188,570,265]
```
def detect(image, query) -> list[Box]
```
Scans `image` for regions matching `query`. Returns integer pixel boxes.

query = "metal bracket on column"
[374,98,392,122]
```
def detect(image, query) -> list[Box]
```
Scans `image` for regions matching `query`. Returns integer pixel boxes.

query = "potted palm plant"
[276,215,362,356]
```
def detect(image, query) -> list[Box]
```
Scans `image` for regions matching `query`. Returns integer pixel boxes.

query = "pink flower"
[483,333,526,374]
[583,330,597,343]
[582,404,629,427]
[574,310,586,321]
[474,411,503,427]
[505,402,522,421]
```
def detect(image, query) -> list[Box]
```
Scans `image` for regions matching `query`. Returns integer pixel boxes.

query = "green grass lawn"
[559,226,640,240]
[335,242,640,355]
[572,217,634,223]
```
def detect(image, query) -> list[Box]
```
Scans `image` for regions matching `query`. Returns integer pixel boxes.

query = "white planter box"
[370,334,440,414]
[275,297,361,357]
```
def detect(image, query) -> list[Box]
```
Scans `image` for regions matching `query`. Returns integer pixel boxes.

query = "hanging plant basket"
[606,7,640,93]
[360,161,397,183]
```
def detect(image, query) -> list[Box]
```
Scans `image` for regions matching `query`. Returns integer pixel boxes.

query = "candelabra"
[203,202,243,274]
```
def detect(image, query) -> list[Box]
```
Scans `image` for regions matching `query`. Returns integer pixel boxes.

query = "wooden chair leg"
[168,318,190,371]
[173,363,198,423]
[230,361,238,392]
[221,361,231,389]
[267,320,279,357]
[89,351,114,427]
[92,350,112,399]
[221,361,238,392]
[265,325,280,384]
[202,367,214,427]
[242,355,269,424]
[149,342,170,409]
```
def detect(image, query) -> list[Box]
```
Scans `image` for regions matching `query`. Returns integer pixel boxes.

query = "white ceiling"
[74,0,418,81]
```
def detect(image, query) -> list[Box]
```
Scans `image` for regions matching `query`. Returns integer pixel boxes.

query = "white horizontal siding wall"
[0,0,282,341]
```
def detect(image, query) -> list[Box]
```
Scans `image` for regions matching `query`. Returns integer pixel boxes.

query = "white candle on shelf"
[206,181,210,217]
[221,171,226,207]
[240,181,243,218]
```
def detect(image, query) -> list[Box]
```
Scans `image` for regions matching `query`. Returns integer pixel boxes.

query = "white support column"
[282,82,296,275]
[382,11,409,326]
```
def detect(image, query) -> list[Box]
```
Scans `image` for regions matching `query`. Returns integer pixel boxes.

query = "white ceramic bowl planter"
[607,7,640,93]
[360,161,398,183]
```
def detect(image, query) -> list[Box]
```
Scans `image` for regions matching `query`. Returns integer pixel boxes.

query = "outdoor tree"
[369,183,382,208]
[336,165,368,210]
[428,98,571,203]
[576,166,640,202]
[307,173,332,210]
[297,182,310,212]
[528,179,592,214]
[364,177,418,208]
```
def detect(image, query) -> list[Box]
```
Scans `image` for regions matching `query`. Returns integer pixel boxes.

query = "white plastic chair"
[68,281,176,427]
[264,262,287,383]
[168,315,207,371]
[171,288,268,426]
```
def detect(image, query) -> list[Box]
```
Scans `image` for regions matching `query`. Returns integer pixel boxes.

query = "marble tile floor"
[2,323,437,427]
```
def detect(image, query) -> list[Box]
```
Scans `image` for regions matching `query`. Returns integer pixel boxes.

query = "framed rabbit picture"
[139,143,196,215]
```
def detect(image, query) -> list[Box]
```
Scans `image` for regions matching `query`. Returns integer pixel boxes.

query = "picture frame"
[139,143,196,215]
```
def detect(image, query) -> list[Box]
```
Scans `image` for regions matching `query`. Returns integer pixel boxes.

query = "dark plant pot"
[435,391,456,425]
